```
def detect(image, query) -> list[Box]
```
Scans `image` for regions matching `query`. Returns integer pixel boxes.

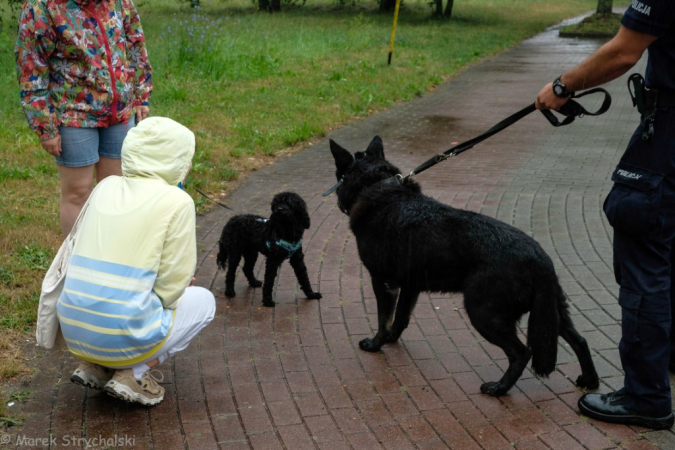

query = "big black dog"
[329,136,599,396]
[216,192,322,307]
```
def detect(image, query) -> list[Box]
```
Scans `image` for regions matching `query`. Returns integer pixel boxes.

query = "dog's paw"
[480,382,508,397]
[249,280,263,288]
[575,374,600,390]
[305,291,322,300]
[225,289,236,298]
[262,298,276,307]
[359,338,382,353]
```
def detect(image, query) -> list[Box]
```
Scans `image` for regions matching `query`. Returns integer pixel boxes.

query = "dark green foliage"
[596,0,612,15]
[0,0,21,28]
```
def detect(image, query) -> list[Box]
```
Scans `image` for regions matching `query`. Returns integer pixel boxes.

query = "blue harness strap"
[266,239,302,259]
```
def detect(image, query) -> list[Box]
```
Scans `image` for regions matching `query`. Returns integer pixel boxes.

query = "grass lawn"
[0,0,599,393]
[559,12,623,38]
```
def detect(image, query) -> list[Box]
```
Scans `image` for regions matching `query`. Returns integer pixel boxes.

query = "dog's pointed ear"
[330,139,353,171]
[365,136,384,160]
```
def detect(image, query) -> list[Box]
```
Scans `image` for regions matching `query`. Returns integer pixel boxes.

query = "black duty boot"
[578,391,674,430]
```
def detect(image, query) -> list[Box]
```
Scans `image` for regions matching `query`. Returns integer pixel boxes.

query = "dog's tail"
[527,274,561,377]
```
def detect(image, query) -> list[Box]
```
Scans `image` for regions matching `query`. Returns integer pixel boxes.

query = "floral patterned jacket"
[15,0,152,141]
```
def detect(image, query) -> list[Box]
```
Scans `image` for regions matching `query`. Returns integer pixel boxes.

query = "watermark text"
[1,434,136,448]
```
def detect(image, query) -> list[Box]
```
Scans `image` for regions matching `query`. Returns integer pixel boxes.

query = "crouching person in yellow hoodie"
[55,117,215,406]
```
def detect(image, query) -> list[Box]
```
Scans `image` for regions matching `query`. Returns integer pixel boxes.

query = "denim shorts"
[56,117,135,167]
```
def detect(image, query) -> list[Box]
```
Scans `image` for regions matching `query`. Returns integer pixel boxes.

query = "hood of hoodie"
[121,117,195,186]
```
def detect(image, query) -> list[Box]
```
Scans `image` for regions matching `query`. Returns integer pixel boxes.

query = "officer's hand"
[536,82,570,111]
[41,135,62,157]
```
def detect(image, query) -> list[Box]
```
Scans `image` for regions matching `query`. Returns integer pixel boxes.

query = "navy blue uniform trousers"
[603,106,675,416]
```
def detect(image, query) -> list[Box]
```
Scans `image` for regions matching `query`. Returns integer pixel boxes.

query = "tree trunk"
[380,0,397,13]
[443,0,454,18]
[596,0,612,15]
[270,0,281,12]
[258,0,270,11]
[433,0,442,17]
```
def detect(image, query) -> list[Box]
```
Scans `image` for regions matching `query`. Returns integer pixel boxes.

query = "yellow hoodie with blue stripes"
[57,117,196,367]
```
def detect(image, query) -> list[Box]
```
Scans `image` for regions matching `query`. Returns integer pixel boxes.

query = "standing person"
[15,0,153,236]
[536,1,675,430]
[52,116,215,406]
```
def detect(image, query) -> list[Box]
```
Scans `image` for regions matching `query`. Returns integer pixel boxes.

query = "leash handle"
[540,109,575,127]
[540,87,612,127]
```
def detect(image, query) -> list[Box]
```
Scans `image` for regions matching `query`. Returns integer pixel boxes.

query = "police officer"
[536,1,675,430]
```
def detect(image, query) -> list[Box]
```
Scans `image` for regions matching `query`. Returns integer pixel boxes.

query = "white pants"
[113,286,216,370]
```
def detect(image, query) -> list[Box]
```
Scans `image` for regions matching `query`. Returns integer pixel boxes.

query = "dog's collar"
[376,174,405,188]
[325,174,402,199]
[334,174,405,216]
[266,239,302,258]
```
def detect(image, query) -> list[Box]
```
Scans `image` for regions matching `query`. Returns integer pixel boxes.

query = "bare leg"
[95,156,122,181]
[146,358,159,368]
[58,165,95,236]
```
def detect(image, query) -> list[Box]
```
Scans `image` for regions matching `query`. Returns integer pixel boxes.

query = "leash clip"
[436,152,457,163]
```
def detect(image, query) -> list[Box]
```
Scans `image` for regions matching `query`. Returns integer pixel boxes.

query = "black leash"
[322,87,611,196]
[403,87,612,181]
[195,187,234,210]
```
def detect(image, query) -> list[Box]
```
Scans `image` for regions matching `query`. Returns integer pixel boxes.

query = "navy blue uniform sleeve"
[622,1,675,37]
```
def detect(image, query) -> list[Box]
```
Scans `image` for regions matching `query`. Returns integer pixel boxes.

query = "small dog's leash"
[322,87,611,196]
[194,187,234,210]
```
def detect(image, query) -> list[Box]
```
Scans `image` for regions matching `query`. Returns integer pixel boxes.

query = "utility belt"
[628,73,675,141]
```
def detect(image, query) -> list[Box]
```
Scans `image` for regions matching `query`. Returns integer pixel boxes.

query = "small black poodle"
[216,192,322,307]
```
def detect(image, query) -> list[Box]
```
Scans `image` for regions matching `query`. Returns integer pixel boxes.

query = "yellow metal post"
[388,0,402,65]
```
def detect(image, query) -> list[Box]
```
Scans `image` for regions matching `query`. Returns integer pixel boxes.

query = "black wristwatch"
[552,76,572,98]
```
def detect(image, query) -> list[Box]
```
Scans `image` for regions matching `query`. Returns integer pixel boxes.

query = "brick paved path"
[6,13,675,450]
